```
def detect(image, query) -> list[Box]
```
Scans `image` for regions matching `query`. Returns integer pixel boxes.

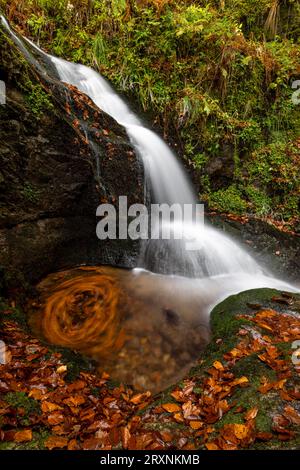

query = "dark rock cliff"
[0,25,144,294]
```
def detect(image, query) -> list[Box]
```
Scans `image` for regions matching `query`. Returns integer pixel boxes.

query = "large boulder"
[0,25,144,294]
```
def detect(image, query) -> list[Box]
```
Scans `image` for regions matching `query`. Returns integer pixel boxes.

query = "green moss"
[5,392,41,418]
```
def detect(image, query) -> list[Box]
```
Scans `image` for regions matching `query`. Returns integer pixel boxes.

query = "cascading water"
[1,16,297,291]
[42,55,262,278]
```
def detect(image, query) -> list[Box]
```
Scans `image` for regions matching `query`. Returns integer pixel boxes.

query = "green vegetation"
[22,182,40,202]
[25,82,54,117]
[5,392,41,420]
[0,0,299,224]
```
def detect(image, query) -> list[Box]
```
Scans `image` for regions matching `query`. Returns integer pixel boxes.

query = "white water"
[48,55,265,278]
[1,16,298,291]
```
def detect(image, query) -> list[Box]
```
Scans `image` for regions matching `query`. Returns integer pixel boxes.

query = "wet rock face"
[0,31,144,293]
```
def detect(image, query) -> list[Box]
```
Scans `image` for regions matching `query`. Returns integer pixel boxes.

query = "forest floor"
[1,289,300,451]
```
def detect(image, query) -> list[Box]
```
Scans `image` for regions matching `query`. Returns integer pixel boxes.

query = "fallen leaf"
[41,401,63,413]
[162,403,181,413]
[45,436,68,450]
[244,407,258,421]
[190,421,203,430]
[213,361,224,371]
[233,424,249,440]
[14,430,32,443]
[205,442,219,450]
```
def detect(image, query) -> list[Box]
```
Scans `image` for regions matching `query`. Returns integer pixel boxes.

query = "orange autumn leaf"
[170,390,183,402]
[160,431,173,442]
[45,436,68,450]
[41,401,63,413]
[47,412,65,426]
[63,395,86,407]
[173,412,184,423]
[162,403,181,413]
[28,388,46,400]
[190,421,203,430]
[14,430,32,443]
[130,391,151,404]
[67,439,80,450]
[205,442,219,450]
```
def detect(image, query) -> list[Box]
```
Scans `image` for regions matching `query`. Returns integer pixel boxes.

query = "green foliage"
[209,185,247,214]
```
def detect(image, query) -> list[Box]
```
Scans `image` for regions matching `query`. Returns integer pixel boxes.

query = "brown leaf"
[63,395,86,407]
[130,392,151,405]
[231,376,249,387]
[47,412,65,426]
[173,412,184,423]
[283,405,300,425]
[121,426,131,449]
[67,439,80,450]
[255,432,273,441]
[82,437,104,450]
[170,390,183,402]
[244,407,259,421]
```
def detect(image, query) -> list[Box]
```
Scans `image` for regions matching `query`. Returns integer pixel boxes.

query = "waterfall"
[48,55,264,278]
[1,16,297,288]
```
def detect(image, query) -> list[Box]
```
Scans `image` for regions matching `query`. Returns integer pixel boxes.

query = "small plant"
[25,83,53,118]
[22,183,39,203]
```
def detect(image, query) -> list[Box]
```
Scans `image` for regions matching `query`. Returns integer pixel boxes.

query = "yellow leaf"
[56,365,67,374]
[233,424,249,439]
[231,376,249,386]
[213,360,224,371]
